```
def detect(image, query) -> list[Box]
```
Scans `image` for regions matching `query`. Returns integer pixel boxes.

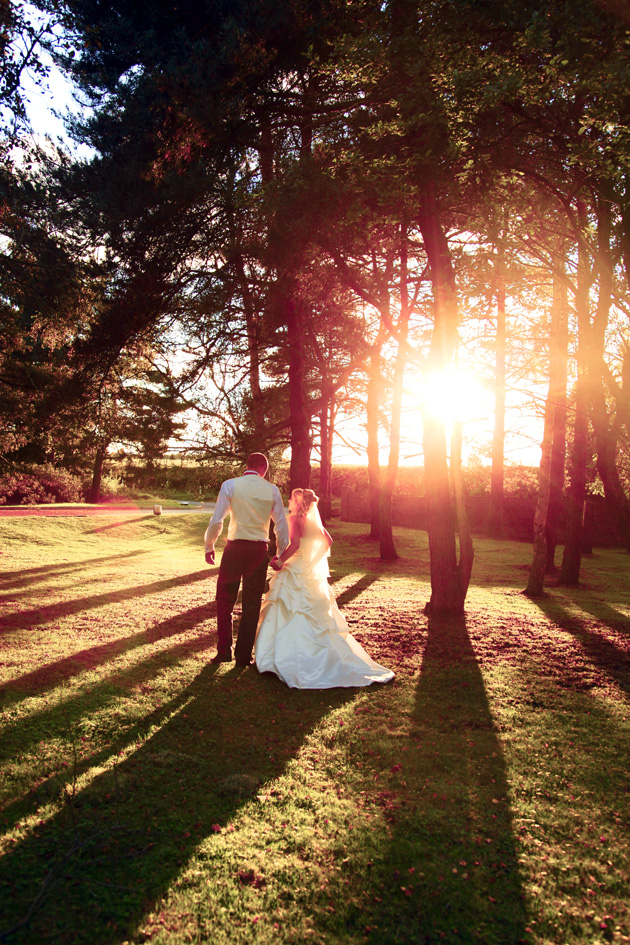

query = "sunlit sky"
[332,366,544,468]
[20,20,92,160]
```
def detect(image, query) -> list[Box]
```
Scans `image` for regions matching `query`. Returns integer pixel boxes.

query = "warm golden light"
[409,366,492,428]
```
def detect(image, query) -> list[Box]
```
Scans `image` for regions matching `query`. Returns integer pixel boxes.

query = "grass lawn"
[0,513,629,945]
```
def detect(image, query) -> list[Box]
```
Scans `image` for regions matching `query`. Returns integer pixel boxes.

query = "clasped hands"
[270,555,283,572]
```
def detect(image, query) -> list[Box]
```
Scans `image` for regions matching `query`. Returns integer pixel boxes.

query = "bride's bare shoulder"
[289,514,306,537]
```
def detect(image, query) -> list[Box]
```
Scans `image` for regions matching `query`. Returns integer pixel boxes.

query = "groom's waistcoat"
[228,475,275,542]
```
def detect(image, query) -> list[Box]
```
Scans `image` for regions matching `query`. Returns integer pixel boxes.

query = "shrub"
[80,473,128,502]
[0,464,82,505]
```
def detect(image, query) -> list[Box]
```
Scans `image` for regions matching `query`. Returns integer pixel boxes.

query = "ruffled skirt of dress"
[254,561,394,689]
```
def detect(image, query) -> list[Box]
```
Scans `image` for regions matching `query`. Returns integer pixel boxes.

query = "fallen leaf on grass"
[238,869,266,888]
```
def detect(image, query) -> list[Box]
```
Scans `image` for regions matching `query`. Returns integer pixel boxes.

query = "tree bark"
[591,387,630,551]
[525,354,555,597]
[451,419,474,598]
[319,386,334,523]
[588,193,630,550]
[417,184,469,613]
[526,252,570,595]
[287,300,312,492]
[560,209,590,585]
[234,251,265,432]
[380,228,410,560]
[488,240,506,538]
[89,445,107,504]
[367,324,386,539]
[546,260,569,572]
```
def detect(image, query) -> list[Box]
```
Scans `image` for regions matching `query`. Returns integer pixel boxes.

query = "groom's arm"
[204,480,232,562]
[270,485,289,554]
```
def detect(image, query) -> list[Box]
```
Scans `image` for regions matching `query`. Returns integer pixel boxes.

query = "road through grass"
[0,513,629,944]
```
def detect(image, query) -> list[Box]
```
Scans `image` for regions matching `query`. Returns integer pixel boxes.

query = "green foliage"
[80,472,127,501]
[0,464,83,505]
[122,461,541,502]
[119,458,244,499]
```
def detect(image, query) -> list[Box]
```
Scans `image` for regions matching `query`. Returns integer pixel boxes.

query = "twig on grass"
[63,874,136,892]
[0,825,129,942]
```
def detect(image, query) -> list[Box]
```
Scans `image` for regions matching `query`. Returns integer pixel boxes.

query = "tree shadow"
[529,594,630,696]
[88,516,157,533]
[1,569,215,632]
[402,614,527,942]
[335,574,380,609]
[0,665,354,943]
[327,614,529,944]
[0,607,218,771]
[0,553,149,593]
[5,603,217,700]
[551,585,630,633]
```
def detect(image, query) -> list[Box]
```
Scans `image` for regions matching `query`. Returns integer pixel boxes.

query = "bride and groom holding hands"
[204,452,394,689]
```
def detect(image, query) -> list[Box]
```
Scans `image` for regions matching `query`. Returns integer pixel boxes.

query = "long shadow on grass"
[0,553,149,593]
[1,578,379,755]
[0,569,215,631]
[530,595,630,695]
[347,615,528,945]
[335,573,380,608]
[5,602,218,699]
[88,516,157,532]
[554,586,630,634]
[0,665,353,944]
[0,605,217,769]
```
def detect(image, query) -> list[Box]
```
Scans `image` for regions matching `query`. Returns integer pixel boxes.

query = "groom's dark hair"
[246,452,269,474]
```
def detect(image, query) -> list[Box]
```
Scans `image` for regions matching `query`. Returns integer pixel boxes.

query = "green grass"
[0,514,629,944]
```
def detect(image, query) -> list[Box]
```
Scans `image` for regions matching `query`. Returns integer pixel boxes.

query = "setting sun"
[407,366,494,428]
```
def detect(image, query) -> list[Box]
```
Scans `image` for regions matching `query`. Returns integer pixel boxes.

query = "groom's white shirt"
[204,472,289,552]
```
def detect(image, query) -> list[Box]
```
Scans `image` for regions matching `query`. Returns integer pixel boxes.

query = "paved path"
[0,502,216,518]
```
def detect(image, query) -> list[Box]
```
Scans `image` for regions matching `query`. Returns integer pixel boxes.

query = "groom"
[204,452,289,666]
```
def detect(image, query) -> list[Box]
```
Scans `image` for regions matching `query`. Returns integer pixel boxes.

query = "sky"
[20,14,93,160]
[332,365,544,468]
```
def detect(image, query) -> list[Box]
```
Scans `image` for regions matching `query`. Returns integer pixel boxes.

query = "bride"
[254,488,394,689]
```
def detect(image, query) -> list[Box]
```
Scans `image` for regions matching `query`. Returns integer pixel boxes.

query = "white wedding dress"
[254,507,394,689]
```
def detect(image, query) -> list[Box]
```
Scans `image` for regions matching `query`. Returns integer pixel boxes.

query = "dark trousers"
[215,539,268,662]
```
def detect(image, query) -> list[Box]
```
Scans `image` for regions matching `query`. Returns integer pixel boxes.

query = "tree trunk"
[451,419,474,597]
[488,242,506,538]
[325,392,334,518]
[89,445,107,504]
[546,260,569,572]
[319,387,334,523]
[367,325,386,539]
[560,209,590,586]
[286,295,312,492]
[588,192,630,550]
[591,390,630,551]
[418,184,469,613]
[423,410,461,610]
[582,499,595,555]
[235,252,265,431]
[525,350,555,597]
[380,227,410,560]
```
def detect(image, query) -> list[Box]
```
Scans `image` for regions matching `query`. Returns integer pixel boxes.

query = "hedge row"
[0,460,542,506]
[0,465,124,505]
[118,460,539,500]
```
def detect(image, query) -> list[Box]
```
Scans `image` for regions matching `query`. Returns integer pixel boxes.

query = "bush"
[80,473,129,503]
[118,459,243,500]
[0,464,82,505]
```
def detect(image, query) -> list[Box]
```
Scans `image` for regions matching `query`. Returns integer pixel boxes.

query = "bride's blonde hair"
[291,487,318,518]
